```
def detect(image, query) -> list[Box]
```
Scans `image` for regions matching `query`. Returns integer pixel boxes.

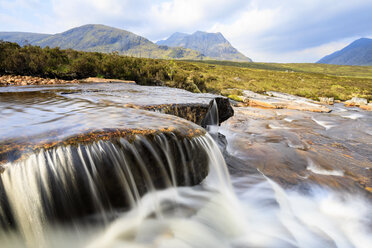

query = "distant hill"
[157,31,252,62]
[0,24,203,60]
[317,38,372,66]
[0,32,51,46]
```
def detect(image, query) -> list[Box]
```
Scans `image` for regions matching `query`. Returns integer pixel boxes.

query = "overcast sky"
[1,0,372,62]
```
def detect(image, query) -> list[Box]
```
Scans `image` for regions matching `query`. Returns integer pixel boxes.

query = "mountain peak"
[156,31,251,62]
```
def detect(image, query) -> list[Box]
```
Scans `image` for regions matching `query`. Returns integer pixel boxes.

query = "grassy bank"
[178,60,372,101]
[1,41,371,101]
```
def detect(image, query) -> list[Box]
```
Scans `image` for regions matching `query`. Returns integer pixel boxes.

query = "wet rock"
[319,97,334,105]
[360,103,372,111]
[0,132,210,224]
[56,83,234,126]
[221,107,372,198]
[0,81,234,224]
[0,93,211,223]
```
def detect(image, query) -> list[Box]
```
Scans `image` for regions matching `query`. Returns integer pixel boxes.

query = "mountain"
[157,31,252,62]
[317,38,372,66]
[0,24,203,60]
[157,32,188,47]
[0,32,51,46]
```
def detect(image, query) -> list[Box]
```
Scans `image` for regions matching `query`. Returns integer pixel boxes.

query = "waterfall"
[0,133,214,247]
[0,132,371,248]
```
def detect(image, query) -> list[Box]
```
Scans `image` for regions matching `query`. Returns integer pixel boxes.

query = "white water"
[306,158,344,177]
[0,133,371,248]
[83,135,372,248]
[311,117,336,130]
[341,113,364,120]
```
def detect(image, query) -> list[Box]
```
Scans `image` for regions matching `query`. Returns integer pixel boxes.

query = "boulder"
[319,97,334,105]
[344,97,368,107]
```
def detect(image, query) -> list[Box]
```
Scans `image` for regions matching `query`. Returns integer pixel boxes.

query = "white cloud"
[248,38,356,63]
[1,0,371,62]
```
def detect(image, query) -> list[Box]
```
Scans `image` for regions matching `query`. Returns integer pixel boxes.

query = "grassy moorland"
[180,60,372,101]
[191,60,372,79]
[1,41,371,101]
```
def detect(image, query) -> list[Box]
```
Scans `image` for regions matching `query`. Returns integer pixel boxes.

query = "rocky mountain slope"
[157,31,252,62]
[317,38,372,66]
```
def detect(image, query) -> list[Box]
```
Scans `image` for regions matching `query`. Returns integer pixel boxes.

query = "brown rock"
[345,97,368,107]
[360,104,372,111]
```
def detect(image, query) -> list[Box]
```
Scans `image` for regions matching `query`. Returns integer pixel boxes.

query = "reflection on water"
[0,83,372,247]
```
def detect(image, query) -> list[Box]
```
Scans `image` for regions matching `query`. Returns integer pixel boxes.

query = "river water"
[0,83,371,247]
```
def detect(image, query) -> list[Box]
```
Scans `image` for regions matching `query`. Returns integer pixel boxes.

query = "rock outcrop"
[239,90,331,113]
[344,97,372,111]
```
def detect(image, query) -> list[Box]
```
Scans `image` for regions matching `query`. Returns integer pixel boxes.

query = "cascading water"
[0,133,212,247]
[0,83,371,248]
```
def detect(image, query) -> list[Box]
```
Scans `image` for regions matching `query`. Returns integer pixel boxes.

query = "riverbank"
[0,75,79,86]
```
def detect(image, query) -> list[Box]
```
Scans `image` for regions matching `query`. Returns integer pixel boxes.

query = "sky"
[1,0,372,62]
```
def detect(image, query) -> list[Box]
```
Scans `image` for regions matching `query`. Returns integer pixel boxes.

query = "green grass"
[186,60,372,79]
[175,60,372,101]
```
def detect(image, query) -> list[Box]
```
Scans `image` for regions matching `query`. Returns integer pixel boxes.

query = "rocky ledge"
[57,82,234,126]
[0,82,234,223]
[234,90,331,113]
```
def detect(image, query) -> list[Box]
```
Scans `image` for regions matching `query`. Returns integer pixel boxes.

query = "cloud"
[208,0,372,61]
[0,0,371,62]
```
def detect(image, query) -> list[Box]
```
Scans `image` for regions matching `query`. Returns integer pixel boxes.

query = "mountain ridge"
[0,24,204,60]
[317,38,372,66]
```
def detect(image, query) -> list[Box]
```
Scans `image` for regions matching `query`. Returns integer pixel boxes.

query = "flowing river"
[0,83,371,247]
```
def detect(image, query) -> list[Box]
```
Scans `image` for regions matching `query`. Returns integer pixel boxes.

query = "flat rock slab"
[241,90,331,113]
[220,105,372,197]
[0,83,231,165]
[1,82,233,126]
